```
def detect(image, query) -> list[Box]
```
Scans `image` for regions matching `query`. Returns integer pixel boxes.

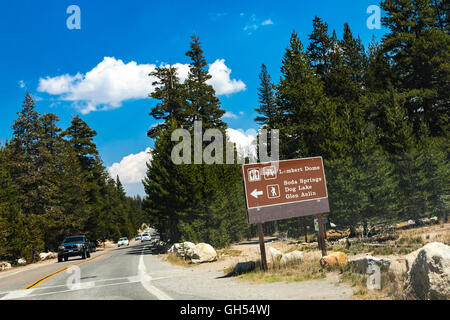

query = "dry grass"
[397,235,424,245]
[229,251,327,283]
[328,223,449,257]
[216,249,242,258]
[397,222,449,243]
[340,267,406,300]
[164,253,192,267]
[162,223,448,289]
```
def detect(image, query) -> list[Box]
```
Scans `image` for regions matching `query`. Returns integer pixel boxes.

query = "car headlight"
[60,246,65,249]
[77,244,81,248]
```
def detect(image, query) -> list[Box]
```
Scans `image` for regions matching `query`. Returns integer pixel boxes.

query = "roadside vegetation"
[217,222,449,299]
[143,0,448,252]
[339,268,405,300]
[229,255,326,283]
[1,0,448,271]
[164,253,192,267]
[0,103,146,264]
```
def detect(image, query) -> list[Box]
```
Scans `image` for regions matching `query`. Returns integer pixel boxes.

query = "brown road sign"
[242,157,330,224]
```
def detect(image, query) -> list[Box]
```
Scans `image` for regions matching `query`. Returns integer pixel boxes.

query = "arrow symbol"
[251,189,263,199]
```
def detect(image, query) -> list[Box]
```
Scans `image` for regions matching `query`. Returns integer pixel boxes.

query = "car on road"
[141,233,151,242]
[135,234,142,241]
[58,235,91,262]
[118,237,129,247]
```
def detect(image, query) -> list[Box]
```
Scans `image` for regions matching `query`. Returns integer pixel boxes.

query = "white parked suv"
[141,233,151,242]
[118,237,129,247]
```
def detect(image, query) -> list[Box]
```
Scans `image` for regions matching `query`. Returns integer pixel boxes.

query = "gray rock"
[168,243,180,254]
[0,261,12,271]
[39,252,57,261]
[17,258,26,265]
[348,255,391,273]
[280,251,304,266]
[266,247,282,263]
[232,261,256,275]
[404,242,450,300]
[189,243,217,263]
[181,242,196,258]
[183,241,195,251]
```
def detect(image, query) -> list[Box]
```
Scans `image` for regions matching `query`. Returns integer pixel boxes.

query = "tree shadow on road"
[124,244,158,256]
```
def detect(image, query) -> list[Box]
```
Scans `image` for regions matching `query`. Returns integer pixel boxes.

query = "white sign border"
[242,156,329,210]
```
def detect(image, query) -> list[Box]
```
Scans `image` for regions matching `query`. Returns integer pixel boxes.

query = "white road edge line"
[0,276,173,300]
[0,289,34,300]
[2,280,140,300]
[0,250,111,281]
[138,245,173,300]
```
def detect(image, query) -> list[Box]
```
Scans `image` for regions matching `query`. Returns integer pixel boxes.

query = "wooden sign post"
[257,223,268,272]
[317,213,327,257]
[242,157,331,271]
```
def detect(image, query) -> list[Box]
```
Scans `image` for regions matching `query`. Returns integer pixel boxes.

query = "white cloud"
[108,148,152,184]
[244,15,274,34]
[262,19,274,26]
[207,59,246,95]
[223,111,239,119]
[18,80,26,88]
[244,24,258,32]
[38,57,246,114]
[107,127,257,193]
[226,128,257,160]
[168,62,191,82]
[38,58,156,114]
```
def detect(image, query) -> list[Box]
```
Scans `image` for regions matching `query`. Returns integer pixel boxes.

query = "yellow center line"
[23,251,111,290]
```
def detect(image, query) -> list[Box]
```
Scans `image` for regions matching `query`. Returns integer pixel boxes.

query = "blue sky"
[0,0,387,195]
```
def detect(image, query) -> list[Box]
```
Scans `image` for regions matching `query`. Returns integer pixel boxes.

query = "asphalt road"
[0,240,193,300]
[0,236,353,300]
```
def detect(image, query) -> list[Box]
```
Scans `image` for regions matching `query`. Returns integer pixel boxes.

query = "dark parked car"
[58,235,91,262]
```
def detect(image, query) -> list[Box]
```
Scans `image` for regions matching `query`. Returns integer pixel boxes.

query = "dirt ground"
[162,222,450,276]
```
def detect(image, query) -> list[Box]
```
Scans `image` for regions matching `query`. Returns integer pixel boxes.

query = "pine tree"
[276,30,332,159]
[255,64,278,128]
[50,143,90,247]
[148,65,189,138]
[185,36,226,130]
[365,38,395,92]
[37,113,67,250]
[144,36,249,247]
[308,16,332,80]
[143,120,188,242]
[0,145,23,261]
[6,94,47,260]
[380,0,450,137]
[62,115,106,241]
[9,93,43,216]
[62,115,101,172]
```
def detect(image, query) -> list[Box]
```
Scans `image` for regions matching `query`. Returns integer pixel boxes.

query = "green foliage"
[143,37,249,248]
[380,0,450,137]
[147,3,447,245]
[0,94,144,262]
[5,0,445,263]
[254,64,278,128]
[254,0,448,236]
[185,36,226,130]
